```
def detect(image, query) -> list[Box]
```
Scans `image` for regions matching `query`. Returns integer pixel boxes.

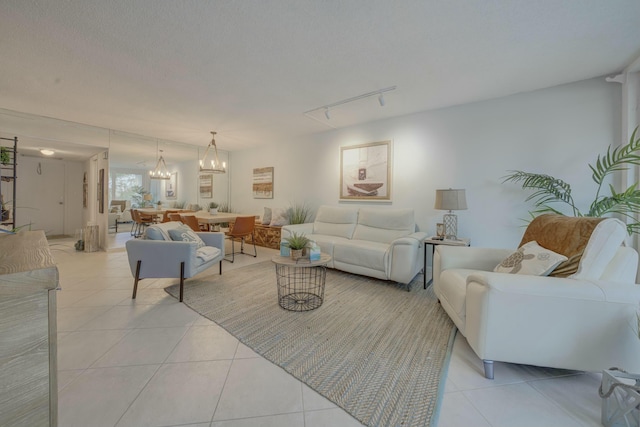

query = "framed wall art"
[253,166,274,199]
[199,174,213,198]
[340,140,392,201]
[165,172,177,200]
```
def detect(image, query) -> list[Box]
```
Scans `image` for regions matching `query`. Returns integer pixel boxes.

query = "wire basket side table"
[272,254,331,311]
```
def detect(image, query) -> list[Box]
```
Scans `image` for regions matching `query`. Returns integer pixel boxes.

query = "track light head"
[324,108,331,120]
[378,93,385,107]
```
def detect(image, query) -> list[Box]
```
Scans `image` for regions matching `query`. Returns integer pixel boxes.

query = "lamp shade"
[434,189,467,211]
[143,194,153,201]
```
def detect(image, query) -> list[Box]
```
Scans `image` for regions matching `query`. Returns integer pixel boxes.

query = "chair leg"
[225,238,235,263]
[179,262,185,302]
[483,360,494,379]
[219,260,222,275]
[250,231,257,257]
[132,260,141,299]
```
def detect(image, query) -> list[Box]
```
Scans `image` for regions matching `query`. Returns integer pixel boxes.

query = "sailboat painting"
[340,140,392,201]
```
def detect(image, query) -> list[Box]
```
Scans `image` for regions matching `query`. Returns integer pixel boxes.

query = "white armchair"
[433,215,640,379]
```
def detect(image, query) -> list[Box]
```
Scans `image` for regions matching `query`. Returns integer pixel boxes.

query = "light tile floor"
[51,235,603,427]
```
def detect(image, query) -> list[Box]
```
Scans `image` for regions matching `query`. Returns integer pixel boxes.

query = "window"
[112,172,142,200]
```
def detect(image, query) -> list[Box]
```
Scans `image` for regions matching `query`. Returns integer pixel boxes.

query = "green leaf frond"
[590,127,640,185]
[589,184,640,219]
[502,171,577,214]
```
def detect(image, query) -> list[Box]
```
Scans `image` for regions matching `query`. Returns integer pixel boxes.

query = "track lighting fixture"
[303,85,396,124]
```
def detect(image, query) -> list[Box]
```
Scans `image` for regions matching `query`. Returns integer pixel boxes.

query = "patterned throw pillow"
[168,225,206,248]
[494,241,568,276]
[262,207,272,225]
[269,208,289,226]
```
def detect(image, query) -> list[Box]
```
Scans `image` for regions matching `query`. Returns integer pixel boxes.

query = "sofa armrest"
[281,223,314,240]
[464,272,640,372]
[197,232,225,254]
[386,232,428,284]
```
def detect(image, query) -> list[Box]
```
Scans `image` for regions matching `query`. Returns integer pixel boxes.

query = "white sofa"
[433,215,640,379]
[282,206,427,284]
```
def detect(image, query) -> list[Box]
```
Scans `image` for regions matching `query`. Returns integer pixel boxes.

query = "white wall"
[230,77,621,249]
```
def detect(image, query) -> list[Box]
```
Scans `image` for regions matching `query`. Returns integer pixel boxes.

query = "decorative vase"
[210,208,218,215]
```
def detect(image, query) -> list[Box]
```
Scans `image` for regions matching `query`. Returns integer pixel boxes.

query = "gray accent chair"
[125,222,225,302]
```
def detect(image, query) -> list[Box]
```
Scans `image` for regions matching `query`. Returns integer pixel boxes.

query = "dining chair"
[131,209,155,237]
[168,213,183,222]
[180,214,206,232]
[161,209,180,223]
[225,216,257,262]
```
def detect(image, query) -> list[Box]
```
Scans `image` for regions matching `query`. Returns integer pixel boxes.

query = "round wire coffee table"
[271,253,331,311]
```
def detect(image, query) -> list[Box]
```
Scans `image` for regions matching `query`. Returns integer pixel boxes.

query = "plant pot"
[290,248,306,260]
[210,208,218,215]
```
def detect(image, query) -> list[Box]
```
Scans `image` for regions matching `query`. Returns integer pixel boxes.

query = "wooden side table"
[423,237,470,289]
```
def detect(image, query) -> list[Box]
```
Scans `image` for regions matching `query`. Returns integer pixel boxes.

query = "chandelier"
[149,141,170,180]
[199,131,226,173]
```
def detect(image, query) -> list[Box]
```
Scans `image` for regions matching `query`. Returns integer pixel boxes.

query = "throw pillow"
[168,225,206,248]
[262,207,272,225]
[269,208,289,226]
[494,241,568,276]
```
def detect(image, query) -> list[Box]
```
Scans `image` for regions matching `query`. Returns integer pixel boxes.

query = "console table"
[0,231,59,426]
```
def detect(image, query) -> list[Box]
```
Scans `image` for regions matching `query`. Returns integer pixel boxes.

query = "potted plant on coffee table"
[284,231,310,260]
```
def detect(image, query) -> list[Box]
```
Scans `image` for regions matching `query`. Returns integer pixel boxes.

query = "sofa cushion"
[518,214,626,279]
[269,208,289,226]
[352,208,414,243]
[333,240,388,272]
[144,221,183,241]
[494,241,568,276]
[168,225,206,248]
[312,206,358,239]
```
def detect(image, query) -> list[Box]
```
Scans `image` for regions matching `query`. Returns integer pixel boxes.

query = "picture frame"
[253,166,274,199]
[199,174,213,199]
[165,172,177,200]
[340,140,392,201]
[98,168,105,213]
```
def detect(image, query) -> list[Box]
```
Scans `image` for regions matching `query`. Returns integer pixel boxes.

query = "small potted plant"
[0,147,10,165]
[284,231,310,260]
[209,201,219,215]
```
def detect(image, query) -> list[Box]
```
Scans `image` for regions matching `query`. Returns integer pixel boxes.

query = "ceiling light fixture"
[199,131,226,174]
[149,141,170,180]
[303,85,396,124]
[40,149,55,156]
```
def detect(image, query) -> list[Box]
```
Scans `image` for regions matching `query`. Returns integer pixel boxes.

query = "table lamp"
[434,189,467,239]
[143,193,153,207]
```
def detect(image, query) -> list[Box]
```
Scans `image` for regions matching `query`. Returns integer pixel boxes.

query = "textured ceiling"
[1,0,640,157]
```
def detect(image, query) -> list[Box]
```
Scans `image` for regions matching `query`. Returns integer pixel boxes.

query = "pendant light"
[149,140,170,180]
[199,131,226,174]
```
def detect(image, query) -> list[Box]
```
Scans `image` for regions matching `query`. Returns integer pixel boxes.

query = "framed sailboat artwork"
[340,140,392,201]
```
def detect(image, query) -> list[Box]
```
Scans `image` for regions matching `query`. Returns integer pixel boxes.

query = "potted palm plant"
[284,231,310,260]
[503,126,640,234]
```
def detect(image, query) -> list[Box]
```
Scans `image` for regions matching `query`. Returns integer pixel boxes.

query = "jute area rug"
[165,261,456,427]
